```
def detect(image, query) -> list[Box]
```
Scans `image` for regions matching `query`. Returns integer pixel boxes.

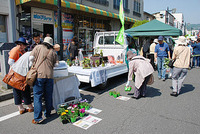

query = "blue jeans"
[157,57,166,79]
[192,56,200,67]
[33,78,53,122]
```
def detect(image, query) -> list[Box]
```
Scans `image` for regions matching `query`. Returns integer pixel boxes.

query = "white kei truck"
[68,31,136,89]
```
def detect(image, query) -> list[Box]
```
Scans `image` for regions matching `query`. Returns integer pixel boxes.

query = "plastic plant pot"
[79,113,85,117]
[85,106,90,110]
[109,91,113,96]
[70,117,76,123]
[113,94,118,98]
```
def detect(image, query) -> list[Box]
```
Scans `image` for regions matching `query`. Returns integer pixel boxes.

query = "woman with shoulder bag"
[8,37,34,114]
[29,37,59,124]
[170,36,191,97]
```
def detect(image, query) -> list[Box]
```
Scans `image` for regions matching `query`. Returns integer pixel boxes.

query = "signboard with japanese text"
[54,12,74,44]
[31,8,54,24]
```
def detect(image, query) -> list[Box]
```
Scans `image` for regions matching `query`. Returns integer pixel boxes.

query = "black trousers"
[148,54,156,70]
[13,86,31,105]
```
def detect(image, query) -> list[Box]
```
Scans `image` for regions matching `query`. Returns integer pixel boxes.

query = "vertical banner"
[54,12,74,44]
[116,0,125,45]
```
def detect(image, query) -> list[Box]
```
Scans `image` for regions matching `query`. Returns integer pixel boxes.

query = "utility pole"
[8,0,17,42]
[57,0,63,60]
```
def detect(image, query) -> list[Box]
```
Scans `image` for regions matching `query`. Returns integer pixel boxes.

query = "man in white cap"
[170,36,190,97]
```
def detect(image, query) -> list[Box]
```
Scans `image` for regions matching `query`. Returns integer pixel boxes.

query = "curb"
[0,91,13,102]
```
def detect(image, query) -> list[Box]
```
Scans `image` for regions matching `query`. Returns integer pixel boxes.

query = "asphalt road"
[0,68,200,134]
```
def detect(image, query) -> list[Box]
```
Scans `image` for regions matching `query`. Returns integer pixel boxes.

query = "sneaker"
[162,78,166,81]
[170,92,178,97]
[158,77,161,80]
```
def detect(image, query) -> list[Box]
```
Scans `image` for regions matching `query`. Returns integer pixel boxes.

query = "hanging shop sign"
[54,12,74,44]
[31,8,54,24]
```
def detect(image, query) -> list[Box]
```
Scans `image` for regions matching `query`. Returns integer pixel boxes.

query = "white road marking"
[0,111,19,122]
[0,87,90,122]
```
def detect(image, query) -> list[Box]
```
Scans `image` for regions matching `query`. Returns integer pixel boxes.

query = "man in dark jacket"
[29,33,41,51]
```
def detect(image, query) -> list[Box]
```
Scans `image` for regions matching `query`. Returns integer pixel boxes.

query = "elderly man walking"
[154,36,171,81]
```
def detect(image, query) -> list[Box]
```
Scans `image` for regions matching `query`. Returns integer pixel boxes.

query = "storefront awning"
[15,0,135,23]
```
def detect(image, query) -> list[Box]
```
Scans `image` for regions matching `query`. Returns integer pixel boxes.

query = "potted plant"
[95,59,100,67]
[100,49,103,57]
[79,108,85,117]
[66,59,72,67]
[69,110,78,123]
[79,99,91,110]
[60,110,70,124]
[109,91,113,96]
[112,91,118,98]
[82,58,91,69]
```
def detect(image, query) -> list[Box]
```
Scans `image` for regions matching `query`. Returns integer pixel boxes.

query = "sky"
[143,0,200,24]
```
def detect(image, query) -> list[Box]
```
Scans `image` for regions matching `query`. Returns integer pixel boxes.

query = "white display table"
[53,75,80,110]
[68,63,128,87]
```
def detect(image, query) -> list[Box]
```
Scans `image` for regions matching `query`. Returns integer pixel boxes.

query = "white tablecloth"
[68,66,107,87]
[53,75,80,110]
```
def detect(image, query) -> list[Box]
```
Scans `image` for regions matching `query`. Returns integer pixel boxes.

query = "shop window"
[0,15,7,43]
[18,6,31,40]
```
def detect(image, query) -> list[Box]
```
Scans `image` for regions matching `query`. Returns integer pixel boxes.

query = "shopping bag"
[2,69,27,91]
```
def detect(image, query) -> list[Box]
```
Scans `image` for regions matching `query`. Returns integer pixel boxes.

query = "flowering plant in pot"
[78,99,91,110]
[69,110,78,123]
[59,110,70,123]
[79,108,85,117]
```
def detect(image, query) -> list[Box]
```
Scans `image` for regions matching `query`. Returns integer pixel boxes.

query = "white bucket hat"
[43,37,53,46]
[153,39,158,44]
[176,36,187,46]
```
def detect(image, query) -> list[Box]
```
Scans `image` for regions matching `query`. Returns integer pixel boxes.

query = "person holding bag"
[7,37,34,114]
[170,36,191,97]
[29,37,59,124]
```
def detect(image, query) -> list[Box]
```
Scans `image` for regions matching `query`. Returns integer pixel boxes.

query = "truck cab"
[93,31,136,60]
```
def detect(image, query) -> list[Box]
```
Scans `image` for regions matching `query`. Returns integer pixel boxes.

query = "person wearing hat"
[154,36,171,81]
[126,51,154,99]
[8,37,34,114]
[149,39,158,70]
[29,37,59,124]
[191,38,200,68]
[170,36,191,97]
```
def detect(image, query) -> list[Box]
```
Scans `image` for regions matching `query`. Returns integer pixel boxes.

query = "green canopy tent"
[125,19,182,37]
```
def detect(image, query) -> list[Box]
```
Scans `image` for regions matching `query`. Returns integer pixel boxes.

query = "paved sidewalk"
[0,80,13,102]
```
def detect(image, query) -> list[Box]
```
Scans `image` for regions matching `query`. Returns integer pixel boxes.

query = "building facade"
[153,10,175,27]
[14,0,144,53]
[172,13,185,35]
[143,11,155,21]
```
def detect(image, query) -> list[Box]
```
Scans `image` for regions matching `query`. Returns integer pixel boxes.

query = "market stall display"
[57,99,92,123]
[53,61,81,110]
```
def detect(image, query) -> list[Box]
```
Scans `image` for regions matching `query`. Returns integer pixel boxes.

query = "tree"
[131,20,149,28]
